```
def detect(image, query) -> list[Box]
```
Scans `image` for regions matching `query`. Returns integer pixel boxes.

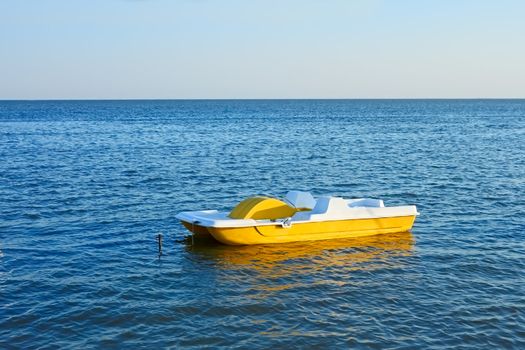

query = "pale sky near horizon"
[1,0,524,99]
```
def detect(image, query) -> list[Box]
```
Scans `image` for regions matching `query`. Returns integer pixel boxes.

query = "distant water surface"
[1,100,524,348]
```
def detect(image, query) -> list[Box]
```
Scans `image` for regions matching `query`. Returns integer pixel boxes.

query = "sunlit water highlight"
[1,100,524,348]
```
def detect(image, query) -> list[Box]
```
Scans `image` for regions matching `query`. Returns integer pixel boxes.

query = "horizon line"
[1,97,525,102]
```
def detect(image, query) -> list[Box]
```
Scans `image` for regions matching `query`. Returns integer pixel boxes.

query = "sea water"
[1,100,524,348]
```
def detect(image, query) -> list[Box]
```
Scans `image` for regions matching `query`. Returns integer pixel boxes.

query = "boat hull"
[181,215,417,245]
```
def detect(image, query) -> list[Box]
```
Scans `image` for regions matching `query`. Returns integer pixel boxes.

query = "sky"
[0,0,524,99]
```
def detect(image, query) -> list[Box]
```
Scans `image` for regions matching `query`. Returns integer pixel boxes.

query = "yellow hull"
[182,215,416,245]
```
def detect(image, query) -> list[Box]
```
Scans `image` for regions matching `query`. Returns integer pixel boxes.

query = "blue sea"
[1,99,524,349]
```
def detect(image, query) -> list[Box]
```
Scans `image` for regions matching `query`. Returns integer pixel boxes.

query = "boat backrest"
[285,191,316,210]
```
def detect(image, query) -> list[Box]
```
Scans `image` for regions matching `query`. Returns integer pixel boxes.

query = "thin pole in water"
[157,233,163,257]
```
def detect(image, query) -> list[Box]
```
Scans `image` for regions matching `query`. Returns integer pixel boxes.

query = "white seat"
[347,198,384,208]
[311,197,349,214]
[293,196,348,221]
[285,191,316,209]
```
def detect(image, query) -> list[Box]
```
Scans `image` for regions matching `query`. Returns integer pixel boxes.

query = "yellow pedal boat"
[176,191,419,245]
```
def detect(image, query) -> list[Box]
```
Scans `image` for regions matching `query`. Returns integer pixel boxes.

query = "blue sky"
[1,0,524,99]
